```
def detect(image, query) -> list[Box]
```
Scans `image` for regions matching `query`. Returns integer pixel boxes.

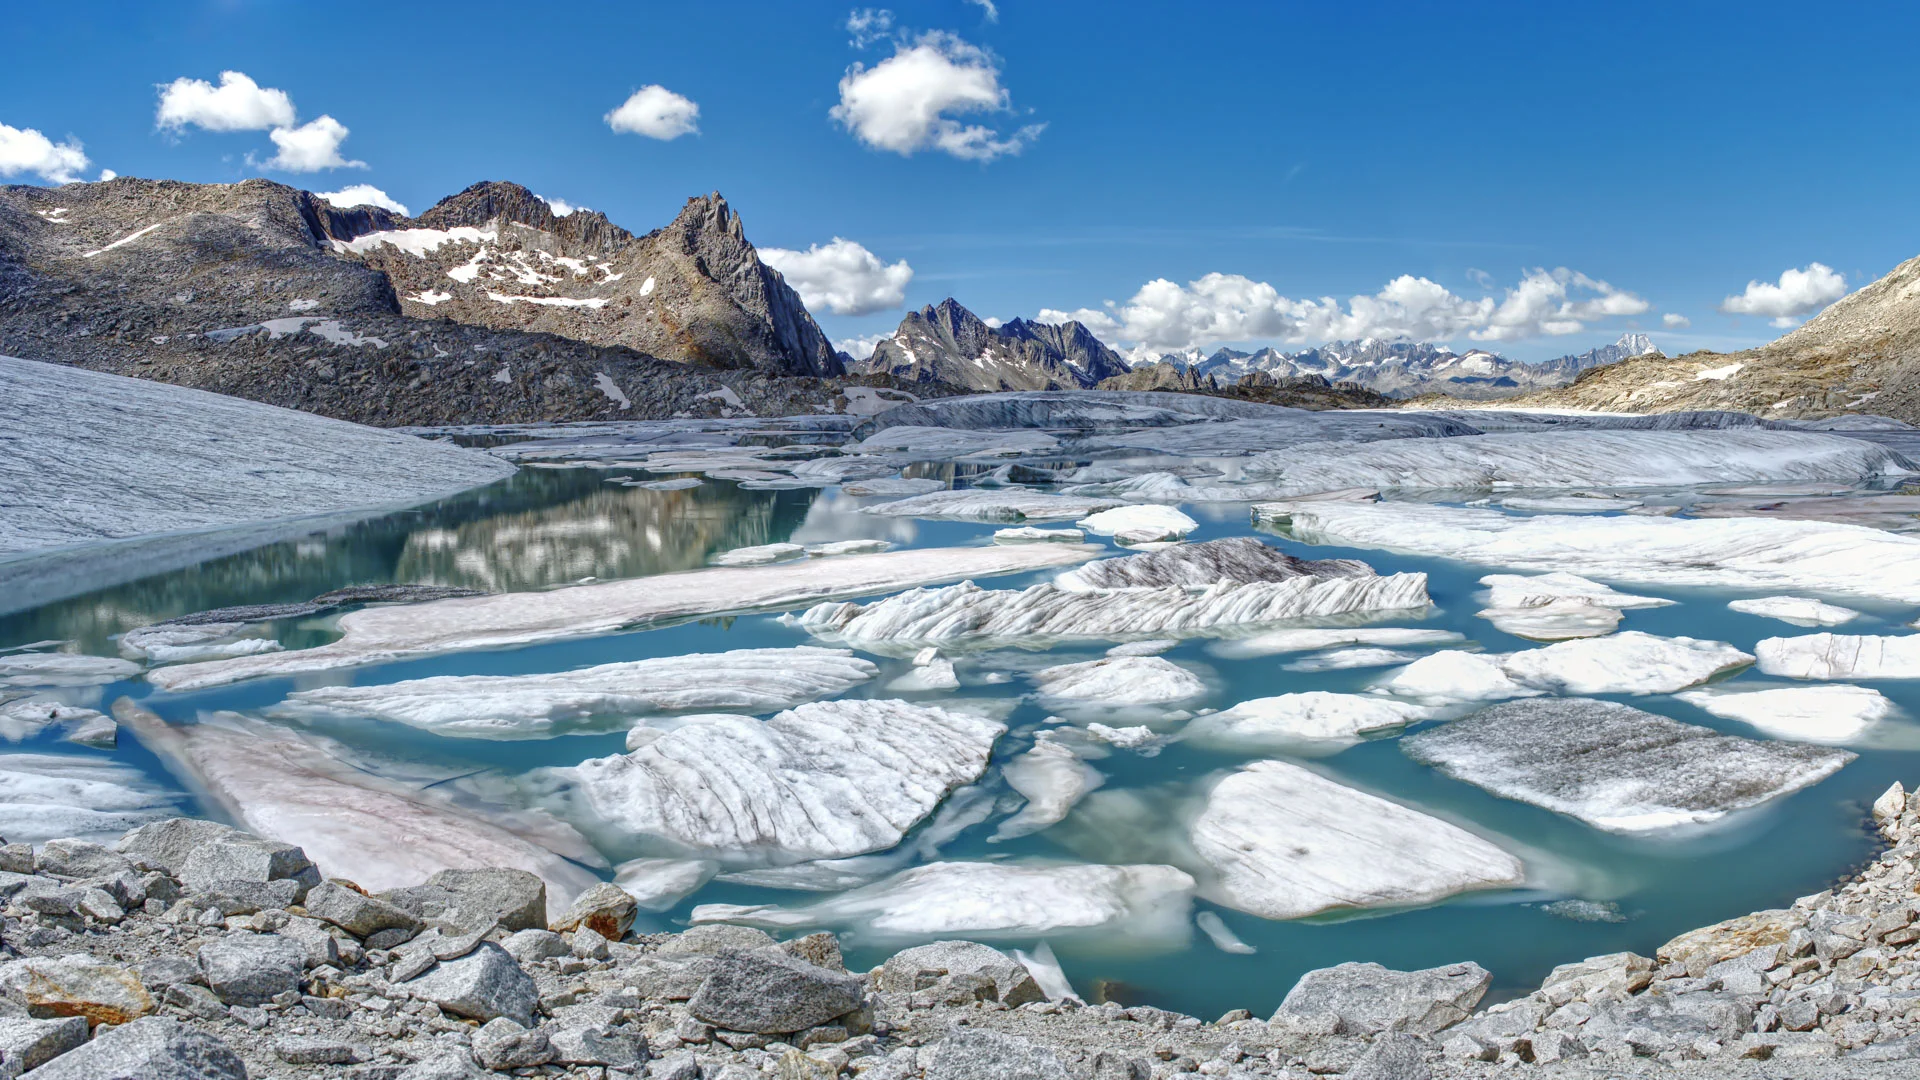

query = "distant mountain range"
[1165,333,1659,400]
[851,298,1131,391]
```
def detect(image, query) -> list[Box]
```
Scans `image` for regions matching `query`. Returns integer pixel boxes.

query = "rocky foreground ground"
[3,783,1920,1079]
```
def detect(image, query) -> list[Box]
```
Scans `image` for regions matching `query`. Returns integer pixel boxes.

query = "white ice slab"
[841,477,945,497]
[1729,596,1861,627]
[994,527,1086,544]
[857,489,1122,522]
[0,752,180,844]
[1284,647,1419,671]
[1055,537,1374,594]
[795,573,1431,648]
[1401,698,1855,832]
[1373,651,1540,704]
[1209,627,1464,659]
[687,860,1196,946]
[1261,501,1920,604]
[1031,656,1207,707]
[1185,692,1431,747]
[1676,685,1893,744]
[0,652,142,688]
[276,647,880,739]
[116,703,601,917]
[1755,634,1920,680]
[805,539,893,557]
[150,543,1099,691]
[1498,632,1753,696]
[535,699,1003,861]
[992,741,1105,840]
[709,543,806,566]
[1076,505,1199,543]
[1191,760,1525,920]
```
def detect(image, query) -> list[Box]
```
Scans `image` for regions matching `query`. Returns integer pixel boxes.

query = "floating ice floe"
[533,699,1003,861]
[796,571,1431,649]
[0,751,181,844]
[887,656,959,691]
[631,477,701,491]
[1196,911,1257,954]
[150,543,1098,691]
[1031,656,1207,708]
[119,622,272,663]
[851,426,1062,459]
[1107,639,1178,657]
[1184,692,1431,748]
[1239,430,1914,495]
[1076,505,1199,544]
[1495,494,1644,513]
[687,860,1197,946]
[994,527,1085,544]
[992,741,1105,840]
[1378,632,1751,703]
[0,699,116,747]
[840,477,945,497]
[1754,634,1920,680]
[1190,760,1525,920]
[1676,685,1894,744]
[1055,537,1372,594]
[857,489,1122,522]
[275,647,880,739]
[1086,723,1159,749]
[805,539,893,557]
[709,543,807,566]
[1209,626,1464,659]
[1474,572,1673,642]
[1728,596,1861,627]
[1285,648,1419,672]
[0,652,141,689]
[1401,698,1856,832]
[785,456,900,483]
[1260,501,1920,604]
[611,857,718,912]
[115,703,601,916]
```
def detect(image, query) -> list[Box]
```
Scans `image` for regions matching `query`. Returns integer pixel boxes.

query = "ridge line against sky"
[2,0,1914,363]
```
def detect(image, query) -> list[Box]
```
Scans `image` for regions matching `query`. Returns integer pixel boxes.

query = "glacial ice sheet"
[1031,656,1208,708]
[1239,430,1914,495]
[857,489,1122,522]
[1055,537,1373,594]
[1184,692,1432,748]
[0,652,142,688]
[115,702,601,916]
[531,699,1004,861]
[1729,596,1862,627]
[1676,685,1894,744]
[1190,760,1525,920]
[795,573,1432,649]
[1377,632,1751,703]
[275,647,880,739]
[0,751,181,843]
[1263,501,1920,603]
[1755,634,1920,680]
[1401,698,1856,832]
[150,543,1098,691]
[687,860,1197,946]
[992,741,1105,841]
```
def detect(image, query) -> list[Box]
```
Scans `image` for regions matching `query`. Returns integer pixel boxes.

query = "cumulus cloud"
[760,238,914,316]
[832,32,1041,161]
[1662,313,1691,328]
[97,169,117,182]
[318,184,408,215]
[0,122,91,183]
[537,195,585,217]
[846,7,895,47]
[605,86,700,140]
[156,71,296,132]
[965,0,1000,21]
[1719,263,1847,328]
[263,116,363,171]
[835,333,891,362]
[1040,267,1651,353]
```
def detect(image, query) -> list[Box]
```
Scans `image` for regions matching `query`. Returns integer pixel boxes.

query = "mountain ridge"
[1166,332,1657,400]
[851,297,1131,391]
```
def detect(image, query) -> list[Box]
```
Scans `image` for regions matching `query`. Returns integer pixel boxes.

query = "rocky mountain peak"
[415,181,631,252]
[855,298,1129,391]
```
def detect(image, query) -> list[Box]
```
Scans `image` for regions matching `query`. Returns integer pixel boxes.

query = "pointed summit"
[854,298,1129,391]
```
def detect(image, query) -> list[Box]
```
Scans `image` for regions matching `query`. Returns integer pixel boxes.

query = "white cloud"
[835,333,890,362]
[760,237,914,316]
[605,85,700,140]
[982,315,1004,328]
[832,32,1041,161]
[1718,263,1846,326]
[156,71,297,132]
[965,0,1000,21]
[97,169,117,182]
[1041,267,1651,353]
[262,115,363,171]
[1662,313,1691,328]
[0,123,90,183]
[538,195,585,217]
[318,184,408,215]
[846,7,895,47]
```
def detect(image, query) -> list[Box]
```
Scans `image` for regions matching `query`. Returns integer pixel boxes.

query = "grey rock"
[923,1030,1072,1080]
[1089,1050,1152,1080]
[380,868,545,934]
[276,916,342,968]
[0,846,34,875]
[32,839,131,879]
[396,1051,490,1080]
[781,932,846,973]
[189,878,301,917]
[14,1016,243,1080]
[470,1017,553,1069]
[198,932,306,1006]
[873,941,1042,1006]
[501,929,570,966]
[160,983,226,1020]
[177,835,319,898]
[276,1035,363,1064]
[654,924,776,958]
[1584,990,1755,1045]
[648,1053,700,1080]
[549,1023,648,1067]
[1849,1035,1920,1060]
[111,819,239,873]
[398,942,536,1026]
[0,954,152,1026]
[0,1016,86,1074]
[364,926,416,951]
[551,882,637,940]
[687,949,865,1035]
[304,881,424,938]
[137,957,202,991]
[1527,1029,1584,1063]
[569,926,611,960]
[1347,1032,1431,1080]
[1272,961,1492,1036]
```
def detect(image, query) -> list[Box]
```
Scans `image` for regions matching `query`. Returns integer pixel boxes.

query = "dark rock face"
[686,949,865,1035]
[855,298,1131,391]
[0,177,852,425]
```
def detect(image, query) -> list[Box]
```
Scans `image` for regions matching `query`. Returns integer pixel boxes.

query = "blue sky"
[4,0,1918,362]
